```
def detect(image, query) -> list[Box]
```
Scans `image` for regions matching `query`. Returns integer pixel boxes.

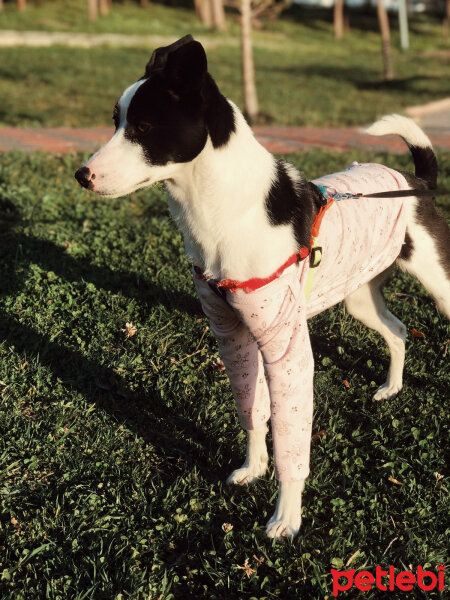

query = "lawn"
[0,149,448,599]
[0,3,449,127]
[0,0,204,36]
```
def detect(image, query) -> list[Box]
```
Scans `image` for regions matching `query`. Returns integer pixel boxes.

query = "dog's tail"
[365,114,437,189]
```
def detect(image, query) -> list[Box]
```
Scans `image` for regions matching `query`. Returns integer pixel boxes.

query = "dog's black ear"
[163,40,207,93]
[145,34,195,76]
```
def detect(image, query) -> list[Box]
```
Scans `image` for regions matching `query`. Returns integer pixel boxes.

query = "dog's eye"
[136,122,151,134]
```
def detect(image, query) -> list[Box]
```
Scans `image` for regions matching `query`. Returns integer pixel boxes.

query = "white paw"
[226,457,268,485]
[373,382,402,401]
[265,480,304,539]
[265,515,301,539]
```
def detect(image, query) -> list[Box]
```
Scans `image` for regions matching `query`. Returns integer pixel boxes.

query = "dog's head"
[75,35,233,198]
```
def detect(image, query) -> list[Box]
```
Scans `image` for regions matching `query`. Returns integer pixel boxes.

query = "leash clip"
[309,246,322,268]
[332,192,362,201]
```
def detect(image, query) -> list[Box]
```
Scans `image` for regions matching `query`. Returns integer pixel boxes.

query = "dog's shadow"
[0,198,227,485]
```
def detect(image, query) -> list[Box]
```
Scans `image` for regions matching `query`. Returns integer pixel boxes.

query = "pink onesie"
[194,163,409,482]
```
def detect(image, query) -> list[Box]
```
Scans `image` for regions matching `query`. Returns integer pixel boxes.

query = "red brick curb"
[0,126,449,154]
[0,127,112,153]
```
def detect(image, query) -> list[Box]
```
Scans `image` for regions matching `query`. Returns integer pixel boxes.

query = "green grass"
[0,0,204,36]
[0,3,449,127]
[0,150,448,599]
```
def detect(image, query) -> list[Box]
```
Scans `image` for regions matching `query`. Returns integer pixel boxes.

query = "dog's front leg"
[227,423,269,485]
[266,480,305,538]
[228,265,314,538]
[263,324,314,538]
[193,276,271,484]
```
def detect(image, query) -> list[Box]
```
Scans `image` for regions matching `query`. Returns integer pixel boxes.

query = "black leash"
[361,189,449,198]
[312,182,449,202]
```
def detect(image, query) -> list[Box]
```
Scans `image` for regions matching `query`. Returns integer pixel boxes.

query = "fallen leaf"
[342,379,350,388]
[312,429,326,441]
[236,558,255,578]
[346,548,361,566]
[388,476,403,486]
[222,523,233,533]
[10,518,18,527]
[122,322,137,338]
[411,328,425,339]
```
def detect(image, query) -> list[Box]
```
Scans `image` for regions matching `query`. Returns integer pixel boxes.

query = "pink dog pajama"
[194,163,409,482]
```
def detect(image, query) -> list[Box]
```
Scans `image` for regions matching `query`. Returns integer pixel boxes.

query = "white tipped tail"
[365,114,433,149]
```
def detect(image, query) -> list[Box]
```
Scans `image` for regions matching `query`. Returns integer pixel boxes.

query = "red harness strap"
[216,198,334,293]
[216,246,310,293]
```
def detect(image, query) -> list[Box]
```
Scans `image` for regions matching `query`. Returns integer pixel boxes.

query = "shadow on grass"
[281,6,443,36]
[260,62,441,92]
[2,310,221,480]
[0,208,201,316]
[0,200,229,485]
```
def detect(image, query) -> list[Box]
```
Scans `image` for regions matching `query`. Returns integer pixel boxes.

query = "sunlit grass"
[0,149,448,598]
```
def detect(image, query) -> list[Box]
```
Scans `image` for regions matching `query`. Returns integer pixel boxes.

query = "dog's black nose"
[75,166,94,190]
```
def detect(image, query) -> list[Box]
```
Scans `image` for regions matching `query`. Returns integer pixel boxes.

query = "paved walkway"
[0,30,286,50]
[0,125,449,155]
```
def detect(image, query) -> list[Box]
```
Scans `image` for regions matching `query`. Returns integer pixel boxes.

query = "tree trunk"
[195,0,213,28]
[334,0,344,40]
[398,0,409,50]
[141,0,149,6]
[444,0,450,41]
[88,0,98,21]
[99,0,109,16]
[376,0,394,80]
[240,0,259,122]
[17,0,27,10]
[0,0,3,12]
[211,0,227,31]
[344,14,350,33]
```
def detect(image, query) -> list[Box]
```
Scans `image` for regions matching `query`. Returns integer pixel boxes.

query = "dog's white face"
[75,36,213,198]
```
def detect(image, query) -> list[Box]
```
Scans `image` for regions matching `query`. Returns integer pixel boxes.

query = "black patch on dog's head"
[125,36,235,165]
[265,161,316,248]
[145,34,195,76]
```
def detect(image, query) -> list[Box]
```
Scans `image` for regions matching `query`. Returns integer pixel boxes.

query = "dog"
[75,35,450,538]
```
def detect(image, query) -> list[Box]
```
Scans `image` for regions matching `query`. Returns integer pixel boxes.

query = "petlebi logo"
[330,564,446,596]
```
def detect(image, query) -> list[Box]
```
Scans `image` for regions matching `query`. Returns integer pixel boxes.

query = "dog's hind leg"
[344,271,407,401]
[397,199,450,319]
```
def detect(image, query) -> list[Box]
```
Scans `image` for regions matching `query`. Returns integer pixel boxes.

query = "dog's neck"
[165,104,299,281]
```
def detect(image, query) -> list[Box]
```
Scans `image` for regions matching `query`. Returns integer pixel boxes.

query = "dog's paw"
[373,382,402,401]
[265,514,301,539]
[265,480,303,539]
[226,458,268,485]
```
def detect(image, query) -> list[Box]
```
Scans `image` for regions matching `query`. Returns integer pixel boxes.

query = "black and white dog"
[75,36,449,538]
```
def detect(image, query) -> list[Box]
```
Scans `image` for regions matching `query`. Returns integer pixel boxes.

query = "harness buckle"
[309,246,322,268]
